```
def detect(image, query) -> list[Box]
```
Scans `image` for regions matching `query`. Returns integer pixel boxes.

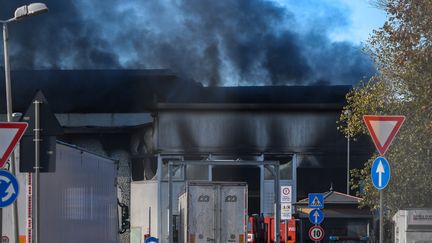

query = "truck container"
[130,179,185,242]
[2,141,119,243]
[393,209,432,243]
[178,181,248,243]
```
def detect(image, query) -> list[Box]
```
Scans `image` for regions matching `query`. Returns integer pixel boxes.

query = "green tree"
[338,0,432,239]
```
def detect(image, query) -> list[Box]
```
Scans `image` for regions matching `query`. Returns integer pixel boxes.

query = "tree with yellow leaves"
[338,0,432,239]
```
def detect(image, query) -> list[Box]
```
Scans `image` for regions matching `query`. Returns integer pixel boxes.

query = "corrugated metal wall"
[39,143,119,243]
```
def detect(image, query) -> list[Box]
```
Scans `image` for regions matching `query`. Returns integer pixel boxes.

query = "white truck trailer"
[130,181,247,243]
[393,209,432,243]
[178,181,248,243]
[2,141,119,243]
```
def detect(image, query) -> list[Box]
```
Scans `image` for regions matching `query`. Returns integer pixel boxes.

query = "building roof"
[296,190,372,219]
[0,69,197,113]
[0,70,352,113]
[159,85,351,110]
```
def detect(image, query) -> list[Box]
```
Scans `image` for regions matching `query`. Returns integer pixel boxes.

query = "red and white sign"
[363,115,405,156]
[0,122,28,168]
[281,186,292,203]
[309,225,324,241]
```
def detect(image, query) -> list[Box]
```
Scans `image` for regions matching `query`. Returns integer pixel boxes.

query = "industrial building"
[0,70,373,242]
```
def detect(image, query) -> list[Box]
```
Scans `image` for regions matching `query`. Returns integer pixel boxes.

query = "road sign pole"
[315,224,317,243]
[379,190,383,243]
[274,163,280,243]
[0,188,2,242]
[168,162,173,243]
[11,152,19,243]
[1,21,12,242]
[347,134,350,195]
[34,99,41,243]
[3,23,21,241]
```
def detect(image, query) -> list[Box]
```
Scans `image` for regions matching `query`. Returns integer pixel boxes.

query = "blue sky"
[273,0,387,44]
[328,0,387,44]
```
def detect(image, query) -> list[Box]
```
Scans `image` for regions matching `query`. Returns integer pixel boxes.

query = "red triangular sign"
[363,115,405,156]
[0,122,28,168]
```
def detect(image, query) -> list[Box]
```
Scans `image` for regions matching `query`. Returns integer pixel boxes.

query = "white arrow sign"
[3,183,16,202]
[313,210,319,223]
[376,160,384,187]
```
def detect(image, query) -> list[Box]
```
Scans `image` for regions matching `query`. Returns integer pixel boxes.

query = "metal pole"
[208,165,212,181]
[0,21,7,243]
[274,164,280,243]
[379,190,383,243]
[347,135,350,195]
[208,154,212,182]
[258,154,264,215]
[148,207,151,236]
[34,99,41,243]
[11,156,19,243]
[3,24,12,122]
[168,162,173,243]
[3,22,20,243]
[156,155,162,239]
[346,110,351,195]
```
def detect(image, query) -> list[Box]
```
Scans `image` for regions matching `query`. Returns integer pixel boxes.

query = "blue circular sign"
[0,170,19,208]
[145,237,158,243]
[371,156,390,190]
[309,209,324,225]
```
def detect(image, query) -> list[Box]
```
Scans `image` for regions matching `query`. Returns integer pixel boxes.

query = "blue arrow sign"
[308,193,324,209]
[0,170,19,208]
[309,209,324,225]
[371,156,390,190]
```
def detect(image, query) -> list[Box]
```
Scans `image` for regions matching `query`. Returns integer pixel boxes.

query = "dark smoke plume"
[0,0,375,86]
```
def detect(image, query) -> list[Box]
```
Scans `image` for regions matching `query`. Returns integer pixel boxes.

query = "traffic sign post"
[308,193,324,209]
[20,91,63,172]
[309,225,325,241]
[363,115,405,243]
[308,193,325,241]
[0,170,19,208]
[280,185,292,237]
[371,156,391,243]
[309,209,324,225]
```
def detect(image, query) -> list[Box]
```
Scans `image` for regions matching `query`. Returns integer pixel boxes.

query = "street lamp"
[0,3,48,243]
[1,3,49,122]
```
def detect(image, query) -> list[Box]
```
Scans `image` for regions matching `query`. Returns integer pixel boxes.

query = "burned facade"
[0,70,373,242]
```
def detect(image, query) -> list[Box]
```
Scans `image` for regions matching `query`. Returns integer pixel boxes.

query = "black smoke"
[0,0,375,86]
